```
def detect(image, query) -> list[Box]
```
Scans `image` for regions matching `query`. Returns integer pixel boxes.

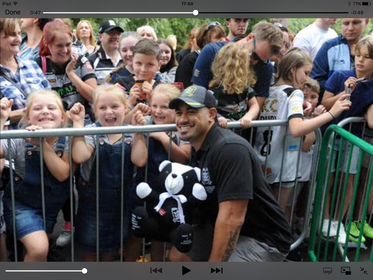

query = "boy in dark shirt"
[115,39,162,107]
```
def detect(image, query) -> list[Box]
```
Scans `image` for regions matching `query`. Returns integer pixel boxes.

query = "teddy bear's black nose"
[171,174,177,178]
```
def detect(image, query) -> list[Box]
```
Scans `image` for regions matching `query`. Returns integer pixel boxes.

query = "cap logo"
[184,86,197,97]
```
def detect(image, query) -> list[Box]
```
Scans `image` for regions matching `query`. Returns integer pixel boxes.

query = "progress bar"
[5,268,88,274]
[199,11,349,14]
[43,10,199,15]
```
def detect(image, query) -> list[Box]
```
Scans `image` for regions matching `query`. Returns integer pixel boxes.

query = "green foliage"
[70,18,373,50]
[288,18,315,34]
[73,17,270,49]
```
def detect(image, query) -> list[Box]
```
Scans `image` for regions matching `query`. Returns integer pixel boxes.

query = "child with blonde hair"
[147,84,190,162]
[209,43,260,129]
[0,90,70,261]
[137,25,157,41]
[69,84,148,261]
[128,83,191,261]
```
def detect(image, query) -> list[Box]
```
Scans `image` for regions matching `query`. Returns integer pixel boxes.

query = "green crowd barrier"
[309,125,373,262]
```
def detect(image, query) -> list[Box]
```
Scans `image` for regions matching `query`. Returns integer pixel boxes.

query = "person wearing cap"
[192,22,284,110]
[88,20,124,84]
[226,18,249,42]
[168,85,292,262]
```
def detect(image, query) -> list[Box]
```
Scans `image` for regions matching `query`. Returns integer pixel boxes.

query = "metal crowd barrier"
[308,120,373,262]
[0,119,321,261]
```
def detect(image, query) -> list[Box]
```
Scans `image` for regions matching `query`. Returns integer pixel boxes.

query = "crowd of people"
[0,17,372,262]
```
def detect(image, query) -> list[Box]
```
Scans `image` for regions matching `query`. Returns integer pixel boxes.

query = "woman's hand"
[66,53,79,74]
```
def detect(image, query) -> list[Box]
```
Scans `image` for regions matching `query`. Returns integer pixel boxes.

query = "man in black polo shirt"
[168,85,292,262]
[88,20,124,84]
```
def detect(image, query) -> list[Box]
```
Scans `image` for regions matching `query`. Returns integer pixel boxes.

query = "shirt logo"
[263,98,278,113]
[201,167,215,194]
[171,207,180,223]
[201,167,212,185]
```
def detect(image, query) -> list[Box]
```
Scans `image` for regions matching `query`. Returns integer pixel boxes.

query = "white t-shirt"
[254,85,304,184]
[298,147,314,182]
[293,23,338,60]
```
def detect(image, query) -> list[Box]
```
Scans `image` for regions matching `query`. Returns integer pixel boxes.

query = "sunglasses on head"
[207,22,221,30]
[274,22,289,32]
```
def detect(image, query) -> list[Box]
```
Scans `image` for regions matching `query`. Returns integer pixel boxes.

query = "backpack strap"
[41,56,47,74]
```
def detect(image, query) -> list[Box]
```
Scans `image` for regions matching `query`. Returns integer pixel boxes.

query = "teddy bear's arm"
[192,183,207,201]
[136,182,152,199]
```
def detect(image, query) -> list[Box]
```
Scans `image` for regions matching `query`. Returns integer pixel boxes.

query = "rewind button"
[150,267,163,274]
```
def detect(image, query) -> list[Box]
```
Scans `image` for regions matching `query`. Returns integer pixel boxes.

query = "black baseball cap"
[99,20,124,34]
[169,85,217,110]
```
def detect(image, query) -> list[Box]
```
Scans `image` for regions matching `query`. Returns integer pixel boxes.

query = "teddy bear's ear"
[194,167,201,181]
[159,160,171,172]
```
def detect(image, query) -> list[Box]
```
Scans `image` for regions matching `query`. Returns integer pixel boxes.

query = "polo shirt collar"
[96,47,108,59]
[199,123,219,152]
[340,35,348,44]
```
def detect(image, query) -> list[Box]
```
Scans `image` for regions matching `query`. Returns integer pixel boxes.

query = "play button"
[182,266,191,275]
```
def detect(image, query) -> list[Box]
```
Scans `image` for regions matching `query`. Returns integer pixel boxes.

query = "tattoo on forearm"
[222,230,240,261]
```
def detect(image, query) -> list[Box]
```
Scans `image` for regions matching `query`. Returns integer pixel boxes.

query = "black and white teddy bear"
[131,160,207,252]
